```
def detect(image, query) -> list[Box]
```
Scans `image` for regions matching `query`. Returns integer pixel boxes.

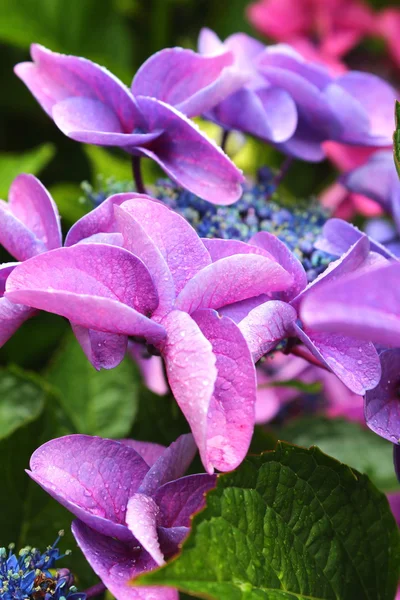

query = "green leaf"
[136,443,400,600]
[0,366,45,439]
[279,417,400,494]
[394,100,400,178]
[49,182,89,226]
[46,333,139,438]
[260,378,322,394]
[0,143,55,197]
[84,145,132,181]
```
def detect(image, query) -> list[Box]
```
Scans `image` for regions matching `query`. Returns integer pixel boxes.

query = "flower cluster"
[0,535,85,600]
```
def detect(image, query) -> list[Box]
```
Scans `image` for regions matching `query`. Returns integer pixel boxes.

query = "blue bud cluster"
[0,534,85,600]
[82,171,335,282]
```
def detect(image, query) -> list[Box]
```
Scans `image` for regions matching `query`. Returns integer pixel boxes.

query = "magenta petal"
[300,261,400,347]
[294,324,381,395]
[65,193,138,246]
[219,295,270,323]
[9,174,61,250]
[128,342,169,396]
[250,231,307,300]
[71,520,177,600]
[139,434,197,496]
[135,96,244,205]
[175,254,293,314]
[15,44,139,130]
[193,309,256,472]
[0,201,47,261]
[28,435,149,541]
[78,232,124,246]
[119,197,210,296]
[114,205,175,317]
[126,494,164,566]
[238,300,297,361]
[365,349,400,444]
[160,310,217,471]
[53,97,163,147]
[0,263,18,296]
[132,48,246,118]
[6,244,166,343]
[119,440,166,467]
[71,324,127,370]
[155,474,216,528]
[202,238,274,262]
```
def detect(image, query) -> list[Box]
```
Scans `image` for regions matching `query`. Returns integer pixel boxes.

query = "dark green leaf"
[0,366,45,439]
[0,143,55,197]
[279,417,400,494]
[46,333,140,438]
[136,443,400,600]
[260,378,322,394]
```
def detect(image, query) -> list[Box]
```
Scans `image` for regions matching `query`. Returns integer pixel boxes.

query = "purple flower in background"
[27,433,216,600]
[5,194,295,472]
[15,45,244,204]
[198,29,396,161]
[0,174,62,346]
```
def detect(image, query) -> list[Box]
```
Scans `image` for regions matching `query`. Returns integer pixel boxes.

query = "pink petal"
[126,494,164,566]
[294,324,381,395]
[9,174,61,250]
[239,300,297,361]
[132,48,246,118]
[193,309,257,472]
[202,238,274,262]
[115,205,175,317]
[135,96,244,205]
[175,254,293,314]
[15,44,139,130]
[300,261,400,347]
[6,244,166,343]
[120,440,166,467]
[198,28,225,55]
[138,434,197,496]
[65,193,137,246]
[71,324,127,370]
[28,435,149,541]
[118,197,210,296]
[71,520,177,600]
[250,231,307,300]
[53,97,163,147]
[155,474,216,527]
[160,310,217,472]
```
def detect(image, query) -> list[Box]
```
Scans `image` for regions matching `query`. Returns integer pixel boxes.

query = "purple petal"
[71,324,127,370]
[78,232,124,246]
[0,263,18,295]
[394,446,400,483]
[300,261,400,347]
[6,244,166,344]
[132,48,246,118]
[135,96,244,205]
[160,309,217,472]
[238,300,297,361]
[157,526,189,558]
[15,44,140,131]
[52,97,163,147]
[126,494,164,566]
[250,231,307,300]
[219,295,270,323]
[175,254,293,314]
[294,324,381,395]
[138,434,197,496]
[257,45,331,89]
[202,238,274,262]
[193,309,256,473]
[65,193,138,247]
[71,520,177,600]
[119,440,166,467]
[341,150,396,209]
[210,87,297,143]
[387,492,400,527]
[128,342,169,396]
[275,119,327,162]
[291,236,370,309]
[0,201,47,261]
[119,197,211,296]
[155,474,216,528]
[365,349,400,444]
[8,174,61,250]
[114,205,175,317]
[198,28,225,54]
[28,435,149,541]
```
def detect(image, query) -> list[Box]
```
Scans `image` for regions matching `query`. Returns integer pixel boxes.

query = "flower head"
[28,434,216,600]
[15,45,244,204]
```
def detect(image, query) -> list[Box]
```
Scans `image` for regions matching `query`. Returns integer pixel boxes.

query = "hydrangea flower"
[197,29,396,161]
[0,534,85,600]
[5,194,294,472]
[0,174,62,347]
[27,434,216,600]
[15,45,244,204]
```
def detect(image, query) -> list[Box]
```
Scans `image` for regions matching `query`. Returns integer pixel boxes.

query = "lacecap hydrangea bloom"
[27,434,215,600]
